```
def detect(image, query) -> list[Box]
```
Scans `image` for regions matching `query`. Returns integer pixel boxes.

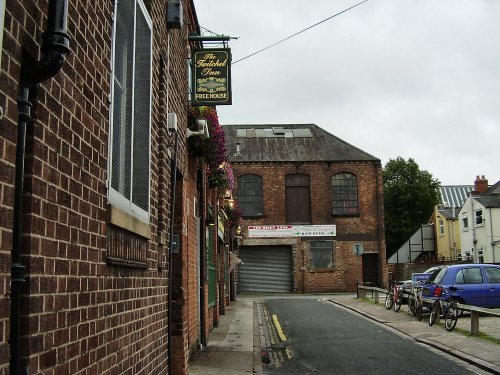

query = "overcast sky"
[193,0,500,186]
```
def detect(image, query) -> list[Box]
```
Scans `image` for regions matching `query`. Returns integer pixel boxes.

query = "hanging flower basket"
[189,106,235,192]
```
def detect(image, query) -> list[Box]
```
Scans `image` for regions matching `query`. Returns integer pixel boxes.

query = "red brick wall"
[234,161,387,292]
[0,0,199,374]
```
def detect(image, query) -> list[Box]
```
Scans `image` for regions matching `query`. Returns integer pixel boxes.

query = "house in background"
[388,185,473,265]
[224,124,387,292]
[432,185,473,261]
[459,176,500,264]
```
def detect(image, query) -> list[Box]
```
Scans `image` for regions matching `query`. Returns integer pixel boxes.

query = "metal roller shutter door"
[238,246,292,292]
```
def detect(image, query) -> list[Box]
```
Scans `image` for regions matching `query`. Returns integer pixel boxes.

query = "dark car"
[422,264,500,308]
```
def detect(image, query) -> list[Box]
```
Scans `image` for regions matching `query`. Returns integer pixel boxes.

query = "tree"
[383,157,440,258]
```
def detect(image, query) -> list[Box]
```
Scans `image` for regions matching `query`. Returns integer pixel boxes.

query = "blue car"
[421,264,500,308]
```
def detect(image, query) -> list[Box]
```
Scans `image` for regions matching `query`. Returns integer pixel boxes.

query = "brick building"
[0,1,233,374]
[224,124,388,293]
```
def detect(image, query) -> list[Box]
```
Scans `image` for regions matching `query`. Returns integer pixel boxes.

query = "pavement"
[189,294,500,375]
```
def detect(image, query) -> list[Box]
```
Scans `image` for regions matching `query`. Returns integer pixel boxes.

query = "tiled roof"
[223,124,379,163]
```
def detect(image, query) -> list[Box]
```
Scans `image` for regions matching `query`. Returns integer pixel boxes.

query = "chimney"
[473,175,488,195]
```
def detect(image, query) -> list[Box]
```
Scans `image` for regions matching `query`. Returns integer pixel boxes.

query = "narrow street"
[260,296,488,375]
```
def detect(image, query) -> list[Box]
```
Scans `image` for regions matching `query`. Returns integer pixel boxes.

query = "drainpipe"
[11,1,70,374]
[489,208,496,263]
[167,132,179,373]
[198,168,207,347]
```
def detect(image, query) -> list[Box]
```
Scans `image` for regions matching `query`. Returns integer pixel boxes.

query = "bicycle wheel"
[385,291,394,310]
[408,295,416,316]
[416,304,423,321]
[429,302,439,326]
[445,303,458,332]
[394,292,402,312]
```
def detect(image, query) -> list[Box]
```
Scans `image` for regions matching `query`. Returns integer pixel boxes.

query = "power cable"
[232,0,369,64]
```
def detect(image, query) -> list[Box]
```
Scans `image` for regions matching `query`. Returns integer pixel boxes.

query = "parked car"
[401,266,444,295]
[422,264,500,308]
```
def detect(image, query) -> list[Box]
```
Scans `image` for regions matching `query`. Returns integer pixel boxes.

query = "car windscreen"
[429,268,447,284]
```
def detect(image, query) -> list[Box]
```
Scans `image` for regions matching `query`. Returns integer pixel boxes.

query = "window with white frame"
[475,209,483,226]
[439,219,445,236]
[461,212,469,230]
[109,0,152,222]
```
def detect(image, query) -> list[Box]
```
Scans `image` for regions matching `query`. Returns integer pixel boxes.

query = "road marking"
[272,314,287,342]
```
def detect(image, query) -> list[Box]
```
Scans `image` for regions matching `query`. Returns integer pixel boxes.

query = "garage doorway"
[238,246,293,292]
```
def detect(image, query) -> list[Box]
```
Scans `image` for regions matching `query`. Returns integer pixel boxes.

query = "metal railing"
[357,285,500,335]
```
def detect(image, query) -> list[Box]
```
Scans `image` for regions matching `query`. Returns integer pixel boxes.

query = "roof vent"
[272,126,285,135]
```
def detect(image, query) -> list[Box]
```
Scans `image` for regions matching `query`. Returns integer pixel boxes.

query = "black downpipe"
[167,133,179,373]
[11,1,70,374]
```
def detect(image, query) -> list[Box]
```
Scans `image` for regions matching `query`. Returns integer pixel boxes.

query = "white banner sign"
[292,225,336,237]
[248,225,293,238]
[248,225,336,238]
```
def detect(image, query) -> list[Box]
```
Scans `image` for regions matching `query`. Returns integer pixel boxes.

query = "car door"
[453,267,488,307]
[484,267,500,308]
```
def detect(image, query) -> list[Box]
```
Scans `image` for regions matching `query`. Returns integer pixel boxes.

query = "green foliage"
[383,157,440,257]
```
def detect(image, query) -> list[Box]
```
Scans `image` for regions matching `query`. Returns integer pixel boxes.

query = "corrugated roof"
[439,186,473,208]
[223,124,379,163]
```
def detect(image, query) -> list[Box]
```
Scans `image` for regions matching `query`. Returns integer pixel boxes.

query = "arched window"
[332,173,359,215]
[286,174,311,224]
[237,174,263,217]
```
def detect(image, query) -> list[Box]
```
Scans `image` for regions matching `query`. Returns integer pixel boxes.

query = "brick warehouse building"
[0,1,235,374]
[224,124,388,293]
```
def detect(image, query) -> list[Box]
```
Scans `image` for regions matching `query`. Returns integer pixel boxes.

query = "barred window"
[109,0,152,222]
[237,174,263,217]
[310,241,334,269]
[332,173,359,216]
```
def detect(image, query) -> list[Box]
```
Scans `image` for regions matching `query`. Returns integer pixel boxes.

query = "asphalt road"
[262,296,486,375]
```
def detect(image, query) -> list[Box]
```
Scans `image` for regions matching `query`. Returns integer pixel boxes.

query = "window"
[475,209,483,226]
[332,173,359,215]
[439,219,445,236]
[485,267,500,283]
[237,174,263,217]
[455,268,483,284]
[286,174,311,224]
[109,0,152,222]
[0,0,5,69]
[461,213,469,230]
[310,241,334,269]
[0,0,5,117]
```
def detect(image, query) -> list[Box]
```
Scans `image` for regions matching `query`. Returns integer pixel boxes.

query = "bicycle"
[407,283,424,321]
[428,288,459,331]
[385,281,404,312]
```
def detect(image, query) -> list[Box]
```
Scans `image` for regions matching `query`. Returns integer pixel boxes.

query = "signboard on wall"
[191,48,232,106]
[248,225,336,238]
[248,225,293,238]
[293,225,336,237]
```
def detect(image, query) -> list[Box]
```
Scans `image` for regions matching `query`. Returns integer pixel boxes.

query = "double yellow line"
[272,314,287,342]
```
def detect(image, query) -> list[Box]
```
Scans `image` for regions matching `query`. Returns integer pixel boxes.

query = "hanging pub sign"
[191,48,232,106]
